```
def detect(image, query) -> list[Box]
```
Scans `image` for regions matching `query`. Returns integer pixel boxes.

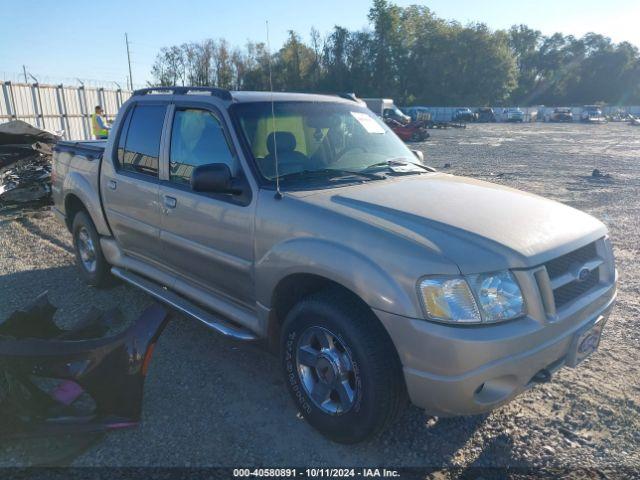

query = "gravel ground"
[0,122,638,474]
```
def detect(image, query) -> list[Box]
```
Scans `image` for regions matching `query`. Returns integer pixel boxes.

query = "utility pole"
[125,33,133,90]
[22,65,28,83]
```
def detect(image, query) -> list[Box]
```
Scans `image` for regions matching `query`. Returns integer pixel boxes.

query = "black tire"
[281,289,407,443]
[71,211,112,287]
[410,131,421,142]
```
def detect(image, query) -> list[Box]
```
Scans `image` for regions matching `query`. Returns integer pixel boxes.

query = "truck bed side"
[52,140,112,236]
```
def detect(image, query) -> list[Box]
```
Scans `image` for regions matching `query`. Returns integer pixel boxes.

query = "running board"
[111,267,257,341]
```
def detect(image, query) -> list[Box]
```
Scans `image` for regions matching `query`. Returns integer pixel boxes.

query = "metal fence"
[3,81,639,140]
[0,82,131,140]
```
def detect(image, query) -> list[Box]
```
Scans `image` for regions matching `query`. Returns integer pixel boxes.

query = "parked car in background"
[475,107,496,123]
[384,118,430,142]
[453,107,476,122]
[364,98,429,142]
[606,109,628,122]
[52,87,616,444]
[383,106,413,125]
[581,105,607,124]
[550,108,574,123]
[504,107,525,122]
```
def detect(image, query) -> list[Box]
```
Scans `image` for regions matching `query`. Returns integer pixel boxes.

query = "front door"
[101,103,167,263]
[158,105,255,306]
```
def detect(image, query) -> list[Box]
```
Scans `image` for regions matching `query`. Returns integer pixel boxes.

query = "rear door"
[158,103,255,306]
[101,103,168,263]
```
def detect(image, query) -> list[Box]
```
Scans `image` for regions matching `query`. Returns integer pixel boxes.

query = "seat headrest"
[267,131,296,154]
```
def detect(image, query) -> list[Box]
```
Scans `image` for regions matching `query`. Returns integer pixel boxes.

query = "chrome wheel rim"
[296,326,357,415]
[77,227,97,273]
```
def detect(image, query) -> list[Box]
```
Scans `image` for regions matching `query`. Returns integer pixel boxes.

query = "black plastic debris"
[591,168,612,179]
[0,293,170,438]
[0,121,60,206]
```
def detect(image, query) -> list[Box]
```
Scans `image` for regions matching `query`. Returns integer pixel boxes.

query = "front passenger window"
[169,109,237,185]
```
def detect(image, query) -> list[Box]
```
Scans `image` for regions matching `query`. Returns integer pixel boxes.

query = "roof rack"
[338,92,365,105]
[132,86,232,101]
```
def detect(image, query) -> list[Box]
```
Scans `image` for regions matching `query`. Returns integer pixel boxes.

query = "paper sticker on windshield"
[351,112,386,134]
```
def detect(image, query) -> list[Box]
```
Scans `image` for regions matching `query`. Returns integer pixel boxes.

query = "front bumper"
[375,283,616,416]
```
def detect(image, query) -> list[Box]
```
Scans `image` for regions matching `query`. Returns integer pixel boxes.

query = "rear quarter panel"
[53,145,110,235]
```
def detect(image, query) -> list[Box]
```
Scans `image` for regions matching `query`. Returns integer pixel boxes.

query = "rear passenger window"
[169,109,237,185]
[117,104,166,177]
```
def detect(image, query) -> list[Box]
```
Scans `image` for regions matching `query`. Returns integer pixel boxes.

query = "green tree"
[150,0,640,106]
[368,0,403,96]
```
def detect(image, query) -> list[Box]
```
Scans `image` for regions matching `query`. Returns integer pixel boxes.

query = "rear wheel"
[281,289,406,443]
[72,211,112,287]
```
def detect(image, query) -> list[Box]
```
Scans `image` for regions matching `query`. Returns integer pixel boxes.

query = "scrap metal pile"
[0,293,170,438]
[0,120,60,207]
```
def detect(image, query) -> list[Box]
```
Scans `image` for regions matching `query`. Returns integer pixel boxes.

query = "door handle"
[163,196,177,209]
[108,180,117,190]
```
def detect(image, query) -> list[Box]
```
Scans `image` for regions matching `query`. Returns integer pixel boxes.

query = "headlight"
[418,271,524,324]
[467,271,525,322]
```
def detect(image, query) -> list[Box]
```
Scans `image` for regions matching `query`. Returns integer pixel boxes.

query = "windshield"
[232,101,418,182]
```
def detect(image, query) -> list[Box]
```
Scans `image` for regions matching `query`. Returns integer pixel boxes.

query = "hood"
[298,173,606,273]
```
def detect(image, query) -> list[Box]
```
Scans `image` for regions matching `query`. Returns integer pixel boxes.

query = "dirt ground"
[0,122,638,474]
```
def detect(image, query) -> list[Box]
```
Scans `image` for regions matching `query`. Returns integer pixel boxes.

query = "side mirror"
[411,149,424,162]
[191,163,237,194]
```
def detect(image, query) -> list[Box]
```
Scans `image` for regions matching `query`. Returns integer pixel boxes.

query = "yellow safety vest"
[91,114,109,138]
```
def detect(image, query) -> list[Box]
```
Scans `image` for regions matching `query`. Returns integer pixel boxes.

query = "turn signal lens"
[418,277,481,323]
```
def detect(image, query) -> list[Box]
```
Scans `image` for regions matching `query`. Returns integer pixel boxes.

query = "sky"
[2,0,639,88]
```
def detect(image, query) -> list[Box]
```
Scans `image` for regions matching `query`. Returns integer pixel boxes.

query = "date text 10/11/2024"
[233,468,401,478]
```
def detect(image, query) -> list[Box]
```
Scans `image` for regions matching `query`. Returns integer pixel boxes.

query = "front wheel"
[281,290,406,443]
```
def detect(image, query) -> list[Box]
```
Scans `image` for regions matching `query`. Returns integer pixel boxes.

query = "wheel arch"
[63,193,88,231]
[267,273,372,350]
[257,237,417,318]
[259,238,417,352]
[62,172,111,236]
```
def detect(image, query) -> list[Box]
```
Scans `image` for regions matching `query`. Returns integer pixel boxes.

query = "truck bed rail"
[54,140,106,161]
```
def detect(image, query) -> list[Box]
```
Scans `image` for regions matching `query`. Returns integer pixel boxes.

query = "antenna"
[125,33,134,90]
[266,20,283,200]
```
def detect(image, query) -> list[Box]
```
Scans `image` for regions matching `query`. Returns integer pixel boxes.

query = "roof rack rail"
[339,92,365,104]
[132,86,232,101]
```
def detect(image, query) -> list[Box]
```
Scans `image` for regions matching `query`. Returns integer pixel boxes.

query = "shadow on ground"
[0,266,529,468]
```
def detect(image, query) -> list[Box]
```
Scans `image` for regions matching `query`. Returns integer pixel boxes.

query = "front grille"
[543,242,600,309]
[553,268,599,308]
[544,242,597,279]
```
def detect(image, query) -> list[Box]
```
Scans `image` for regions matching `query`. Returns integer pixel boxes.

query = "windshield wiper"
[361,158,431,173]
[277,168,385,183]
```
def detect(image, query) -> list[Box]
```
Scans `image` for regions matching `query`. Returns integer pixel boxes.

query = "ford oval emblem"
[577,268,591,283]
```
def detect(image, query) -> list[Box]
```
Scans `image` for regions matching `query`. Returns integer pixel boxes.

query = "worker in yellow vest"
[91,106,110,139]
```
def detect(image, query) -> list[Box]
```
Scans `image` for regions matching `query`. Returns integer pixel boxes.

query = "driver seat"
[262,131,308,177]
